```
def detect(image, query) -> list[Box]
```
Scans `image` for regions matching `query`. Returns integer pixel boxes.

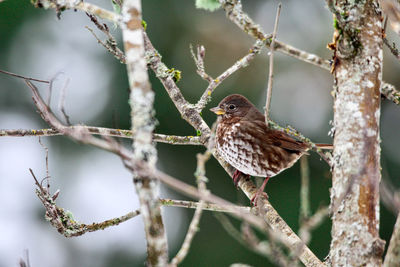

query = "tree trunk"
[329,1,385,266]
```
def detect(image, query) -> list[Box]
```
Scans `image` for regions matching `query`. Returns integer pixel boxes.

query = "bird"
[210,94,332,205]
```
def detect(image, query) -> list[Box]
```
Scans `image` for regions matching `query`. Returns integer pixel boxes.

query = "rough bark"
[329,1,385,266]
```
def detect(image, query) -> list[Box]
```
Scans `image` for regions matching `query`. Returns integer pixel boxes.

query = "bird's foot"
[250,177,270,206]
[251,191,269,206]
[232,170,242,188]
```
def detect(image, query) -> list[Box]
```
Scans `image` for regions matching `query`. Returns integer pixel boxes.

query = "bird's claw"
[232,170,242,188]
[251,191,269,206]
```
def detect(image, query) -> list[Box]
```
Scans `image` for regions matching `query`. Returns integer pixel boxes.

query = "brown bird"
[210,94,332,205]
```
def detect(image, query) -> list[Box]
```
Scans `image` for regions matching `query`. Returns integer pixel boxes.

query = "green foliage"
[195,0,220,12]
[141,20,147,30]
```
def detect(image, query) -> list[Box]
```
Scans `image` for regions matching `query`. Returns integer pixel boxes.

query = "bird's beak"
[210,106,225,115]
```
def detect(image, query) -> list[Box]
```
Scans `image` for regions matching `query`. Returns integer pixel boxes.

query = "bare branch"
[380,175,400,215]
[160,198,249,212]
[219,0,400,106]
[195,40,265,112]
[190,44,213,83]
[383,210,400,267]
[215,213,290,266]
[143,32,211,141]
[122,0,168,264]
[31,167,141,237]
[298,207,329,245]
[58,78,71,125]
[85,13,126,63]
[264,3,281,124]
[0,127,202,145]
[32,0,121,23]
[381,0,400,36]
[299,156,311,223]
[0,69,49,83]
[170,152,210,266]
[219,0,326,68]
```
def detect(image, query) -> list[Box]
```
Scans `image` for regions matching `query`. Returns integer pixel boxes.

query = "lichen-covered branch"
[30,168,141,237]
[160,198,250,212]
[85,13,126,64]
[32,0,121,23]
[121,0,168,265]
[328,1,385,265]
[0,127,201,145]
[143,32,211,142]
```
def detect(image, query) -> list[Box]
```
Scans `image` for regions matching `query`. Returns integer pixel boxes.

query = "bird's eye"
[228,104,236,110]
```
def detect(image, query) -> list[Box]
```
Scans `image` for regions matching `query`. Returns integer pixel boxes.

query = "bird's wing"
[239,119,309,153]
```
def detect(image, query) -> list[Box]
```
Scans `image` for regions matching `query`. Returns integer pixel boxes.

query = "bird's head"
[210,94,254,119]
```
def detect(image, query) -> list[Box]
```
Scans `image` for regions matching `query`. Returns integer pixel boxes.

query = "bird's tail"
[315,143,333,150]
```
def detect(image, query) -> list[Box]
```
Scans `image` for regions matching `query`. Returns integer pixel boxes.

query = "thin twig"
[38,137,50,190]
[299,156,311,223]
[381,0,400,36]
[0,127,202,145]
[298,207,329,245]
[58,78,71,125]
[219,0,400,106]
[31,167,141,237]
[85,12,126,63]
[190,44,213,83]
[143,32,211,142]
[214,213,292,266]
[195,40,265,112]
[170,152,210,266]
[0,69,50,83]
[160,198,250,212]
[264,3,281,124]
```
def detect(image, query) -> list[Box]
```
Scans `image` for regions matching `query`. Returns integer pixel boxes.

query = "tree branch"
[328,1,386,265]
[170,152,210,266]
[32,0,121,23]
[264,3,281,124]
[219,0,400,106]
[0,127,202,145]
[121,0,168,265]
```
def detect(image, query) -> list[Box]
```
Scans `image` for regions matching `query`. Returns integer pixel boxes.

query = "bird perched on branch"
[210,94,332,205]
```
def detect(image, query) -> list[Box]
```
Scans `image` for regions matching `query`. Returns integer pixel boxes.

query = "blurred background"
[0,0,399,266]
